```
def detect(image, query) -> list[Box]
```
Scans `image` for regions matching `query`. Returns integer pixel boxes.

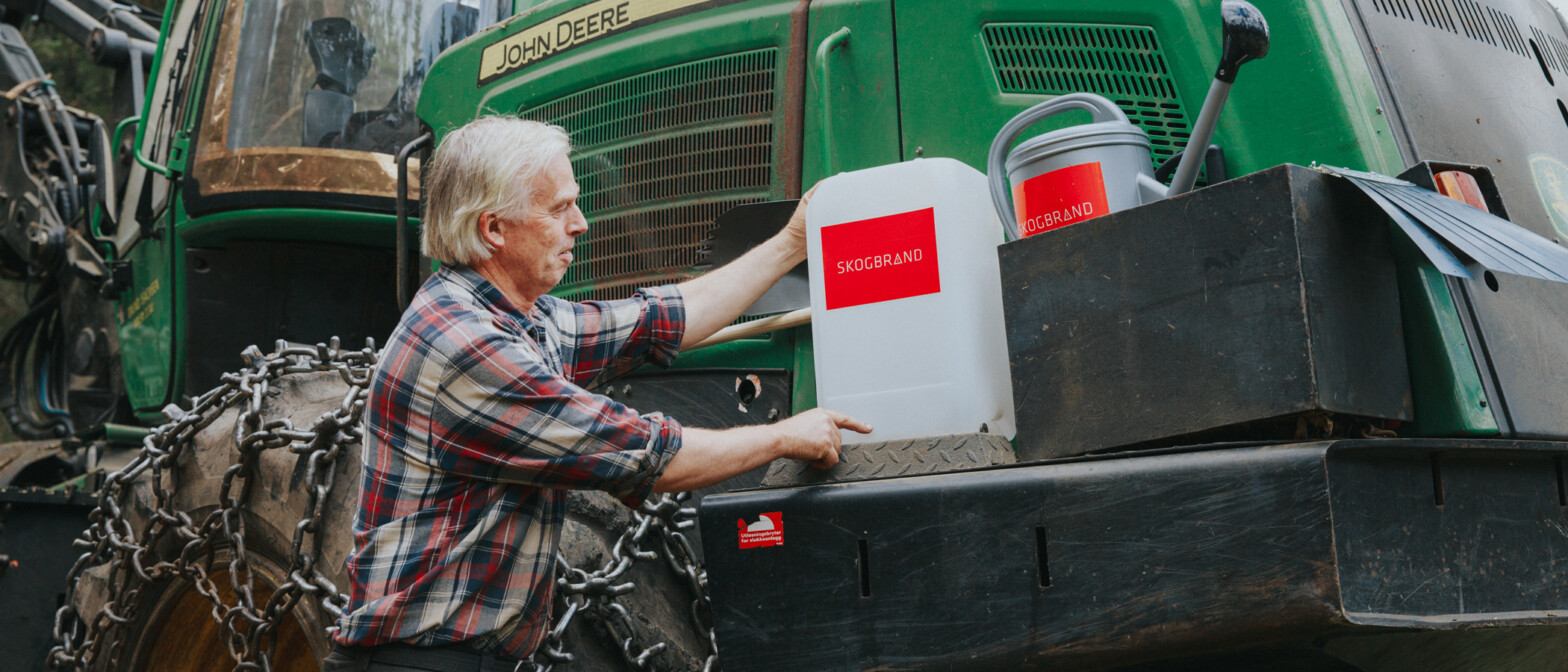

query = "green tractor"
[1,0,1567,669]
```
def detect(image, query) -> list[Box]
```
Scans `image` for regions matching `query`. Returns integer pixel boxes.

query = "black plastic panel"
[1347,0,1568,438]
[184,241,400,395]
[0,493,93,672]
[1330,444,1568,622]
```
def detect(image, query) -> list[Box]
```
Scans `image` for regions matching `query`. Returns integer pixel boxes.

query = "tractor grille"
[982,23,1195,173]
[522,50,778,302]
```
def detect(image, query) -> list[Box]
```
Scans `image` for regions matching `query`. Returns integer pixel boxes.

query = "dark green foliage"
[22,21,114,117]
[20,0,166,119]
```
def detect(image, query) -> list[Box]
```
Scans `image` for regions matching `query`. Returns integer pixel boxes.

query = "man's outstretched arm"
[652,408,871,492]
[676,187,814,349]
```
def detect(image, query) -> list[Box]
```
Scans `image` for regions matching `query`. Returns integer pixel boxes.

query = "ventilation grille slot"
[1451,0,1498,45]
[1531,24,1568,72]
[1371,0,1547,60]
[981,23,1196,174]
[522,50,778,302]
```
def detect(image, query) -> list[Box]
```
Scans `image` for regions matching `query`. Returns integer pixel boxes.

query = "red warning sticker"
[1012,162,1111,237]
[739,512,784,549]
[819,207,942,310]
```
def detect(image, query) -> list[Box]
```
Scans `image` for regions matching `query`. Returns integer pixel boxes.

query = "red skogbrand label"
[738,512,784,549]
[1011,162,1111,237]
[820,208,941,310]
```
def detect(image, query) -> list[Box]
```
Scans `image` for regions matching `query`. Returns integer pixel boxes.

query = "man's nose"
[567,203,588,236]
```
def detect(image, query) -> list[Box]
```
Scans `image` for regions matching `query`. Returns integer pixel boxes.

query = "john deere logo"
[1529,154,1568,240]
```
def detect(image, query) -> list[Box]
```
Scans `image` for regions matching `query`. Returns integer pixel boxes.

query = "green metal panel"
[794,0,900,409]
[522,49,781,301]
[120,222,180,416]
[885,0,1490,435]
[179,208,405,248]
[981,23,1203,178]
[889,0,1405,177]
[421,0,807,380]
[122,205,405,419]
[1392,237,1500,436]
[802,0,901,183]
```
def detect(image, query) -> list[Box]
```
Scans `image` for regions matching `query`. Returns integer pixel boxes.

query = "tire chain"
[531,492,719,672]
[41,338,719,672]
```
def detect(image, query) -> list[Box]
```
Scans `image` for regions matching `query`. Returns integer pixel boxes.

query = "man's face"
[490,152,587,301]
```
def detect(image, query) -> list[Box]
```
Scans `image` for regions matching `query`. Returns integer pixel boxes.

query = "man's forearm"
[677,233,805,349]
[650,408,869,493]
[652,425,782,492]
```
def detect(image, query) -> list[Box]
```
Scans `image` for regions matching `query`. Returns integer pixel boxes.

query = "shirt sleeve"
[545,285,686,389]
[428,332,682,507]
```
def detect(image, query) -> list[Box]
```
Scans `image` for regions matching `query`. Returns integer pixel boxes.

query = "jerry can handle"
[987,93,1126,240]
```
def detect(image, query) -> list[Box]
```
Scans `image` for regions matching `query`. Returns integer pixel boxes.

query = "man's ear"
[478,211,507,249]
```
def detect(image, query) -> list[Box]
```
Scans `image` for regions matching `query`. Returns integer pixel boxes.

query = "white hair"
[421,115,572,266]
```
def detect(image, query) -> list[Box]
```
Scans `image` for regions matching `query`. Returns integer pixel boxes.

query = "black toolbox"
[1000,164,1411,460]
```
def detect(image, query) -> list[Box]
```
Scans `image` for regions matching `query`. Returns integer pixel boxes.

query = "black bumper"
[699,440,1568,671]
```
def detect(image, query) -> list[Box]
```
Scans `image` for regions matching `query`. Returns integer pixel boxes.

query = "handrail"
[132,121,172,178]
[814,27,851,177]
[686,308,812,352]
[396,132,434,309]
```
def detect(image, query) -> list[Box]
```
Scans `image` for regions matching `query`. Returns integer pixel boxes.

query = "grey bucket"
[985,2,1272,241]
[986,93,1153,240]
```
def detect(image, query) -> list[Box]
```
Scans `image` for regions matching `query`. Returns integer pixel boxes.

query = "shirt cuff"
[616,413,683,508]
[638,285,686,368]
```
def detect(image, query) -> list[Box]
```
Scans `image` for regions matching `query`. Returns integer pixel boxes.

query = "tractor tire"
[67,368,708,671]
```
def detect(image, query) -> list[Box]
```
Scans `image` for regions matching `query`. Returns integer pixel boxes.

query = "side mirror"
[89,118,118,242]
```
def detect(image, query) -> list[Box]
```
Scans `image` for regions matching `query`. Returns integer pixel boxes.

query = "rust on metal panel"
[780,0,811,198]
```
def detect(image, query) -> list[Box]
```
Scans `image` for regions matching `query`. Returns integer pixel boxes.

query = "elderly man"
[325,116,869,671]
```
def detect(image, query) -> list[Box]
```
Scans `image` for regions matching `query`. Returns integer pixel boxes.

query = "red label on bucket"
[820,207,941,310]
[1012,162,1111,237]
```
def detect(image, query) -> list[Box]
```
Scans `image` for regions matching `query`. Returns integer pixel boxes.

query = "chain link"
[531,492,718,672]
[45,337,720,672]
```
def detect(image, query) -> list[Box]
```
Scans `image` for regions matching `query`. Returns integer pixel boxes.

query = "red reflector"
[1434,170,1489,212]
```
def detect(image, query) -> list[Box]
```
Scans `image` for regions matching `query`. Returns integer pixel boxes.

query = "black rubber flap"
[692,200,807,316]
[1320,164,1568,283]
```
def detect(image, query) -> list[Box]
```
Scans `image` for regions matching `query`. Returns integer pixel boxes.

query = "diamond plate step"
[759,433,1014,488]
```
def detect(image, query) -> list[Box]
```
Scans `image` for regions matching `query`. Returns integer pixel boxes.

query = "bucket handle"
[987,93,1128,241]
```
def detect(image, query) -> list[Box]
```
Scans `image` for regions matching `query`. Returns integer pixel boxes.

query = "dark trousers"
[323,642,536,672]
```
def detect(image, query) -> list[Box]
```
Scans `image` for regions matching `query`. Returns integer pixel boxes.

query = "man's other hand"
[771,408,873,469]
[676,183,820,349]
[779,183,818,259]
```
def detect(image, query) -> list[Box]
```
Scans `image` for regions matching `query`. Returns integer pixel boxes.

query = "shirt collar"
[443,264,545,323]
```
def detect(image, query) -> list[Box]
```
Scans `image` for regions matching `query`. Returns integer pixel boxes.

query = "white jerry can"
[805,158,1016,445]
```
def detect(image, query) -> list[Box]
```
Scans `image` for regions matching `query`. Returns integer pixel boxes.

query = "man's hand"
[676,182,822,348]
[769,408,873,469]
[778,184,818,262]
[652,408,873,492]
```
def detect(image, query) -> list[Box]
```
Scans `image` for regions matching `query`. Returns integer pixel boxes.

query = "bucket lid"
[1004,120,1150,174]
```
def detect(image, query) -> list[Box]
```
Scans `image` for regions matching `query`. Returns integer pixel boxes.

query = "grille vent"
[1451,0,1498,45]
[1370,0,1541,59]
[981,23,1196,173]
[1530,25,1568,72]
[522,50,778,302]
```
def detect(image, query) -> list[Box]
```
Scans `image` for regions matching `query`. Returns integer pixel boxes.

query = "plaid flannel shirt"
[333,265,686,657]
